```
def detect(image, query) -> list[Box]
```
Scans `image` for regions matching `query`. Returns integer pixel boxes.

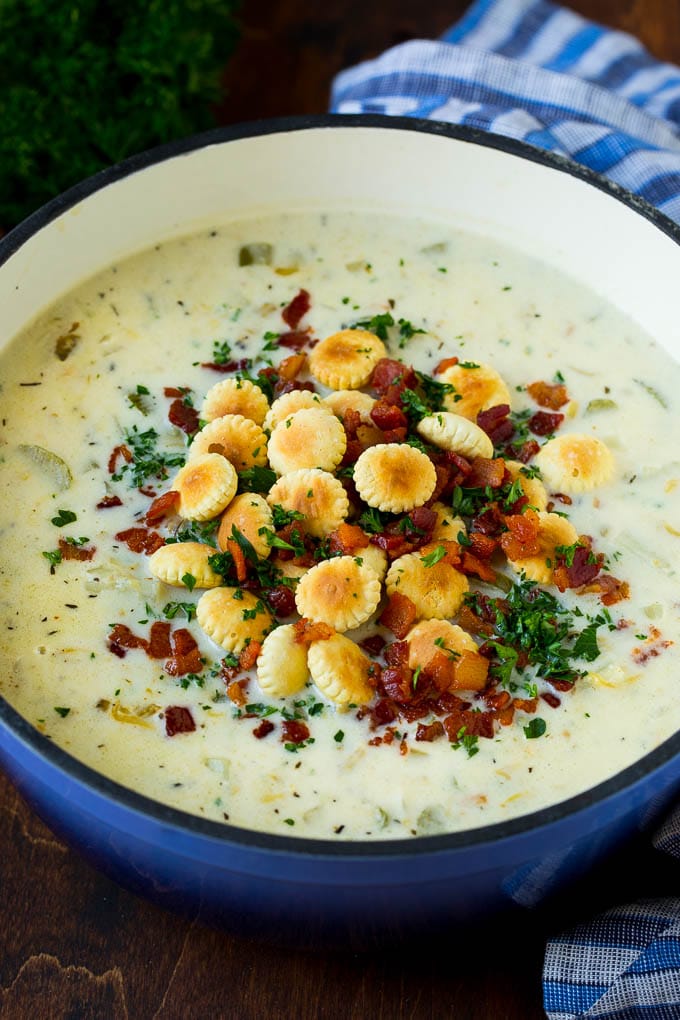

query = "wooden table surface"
[3,3,680,1018]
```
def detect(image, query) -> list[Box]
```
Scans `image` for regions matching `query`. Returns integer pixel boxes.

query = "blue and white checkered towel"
[331,1,680,1015]
[331,0,680,227]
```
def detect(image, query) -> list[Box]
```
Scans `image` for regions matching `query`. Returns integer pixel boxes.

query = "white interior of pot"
[2,123,679,359]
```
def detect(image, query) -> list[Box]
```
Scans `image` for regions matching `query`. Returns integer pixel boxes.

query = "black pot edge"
[1,112,679,862]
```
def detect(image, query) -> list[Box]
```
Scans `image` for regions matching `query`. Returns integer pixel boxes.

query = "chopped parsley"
[51,508,77,527]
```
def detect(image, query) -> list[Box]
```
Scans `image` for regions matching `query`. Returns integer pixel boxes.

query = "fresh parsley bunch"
[0,0,240,229]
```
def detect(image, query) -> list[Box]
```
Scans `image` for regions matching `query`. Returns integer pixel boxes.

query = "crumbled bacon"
[281,288,311,329]
[164,706,196,736]
[238,641,262,672]
[145,490,179,525]
[277,330,312,351]
[108,443,133,475]
[370,358,416,403]
[476,404,514,446]
[253,719,275,739]
[359,634,386,656]
[467,456,506,489]
[115,527,165,555]
[164,628,203,676]
[168,397,199,436]
[201,357,251,374]
[443,708,495,741]
[264,585,297,618]
[227,680,249,707]
[292,618,335,645]
[281,719,310,744]
[147,621,173,658]
[434,356,459,374]
[58,538,96,562]
[96,494,123,510]
[527,380,569,410]
[498,508,541,560]
[328,522,370,556]
[579,574,630,605]
[370,400,408,431]
[379,592,418,639]
[528,410,564,436]
[415,720,445,742]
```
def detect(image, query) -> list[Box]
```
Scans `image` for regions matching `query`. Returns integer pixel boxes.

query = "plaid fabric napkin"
[330,1,680,1015]
[331,0,680,226]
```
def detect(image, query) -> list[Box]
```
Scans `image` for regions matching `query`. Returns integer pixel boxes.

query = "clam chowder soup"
[1,211,679,840]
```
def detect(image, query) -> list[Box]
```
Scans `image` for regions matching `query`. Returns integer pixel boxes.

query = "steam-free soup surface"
[0,211,679,839]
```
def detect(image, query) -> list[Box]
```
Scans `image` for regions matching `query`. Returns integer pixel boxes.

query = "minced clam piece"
[1,208,677,842]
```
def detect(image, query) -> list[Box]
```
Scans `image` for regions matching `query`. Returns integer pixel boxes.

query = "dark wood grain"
[3,3,680,1018]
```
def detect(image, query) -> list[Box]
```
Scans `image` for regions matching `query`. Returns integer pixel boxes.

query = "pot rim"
[1,113,678,860]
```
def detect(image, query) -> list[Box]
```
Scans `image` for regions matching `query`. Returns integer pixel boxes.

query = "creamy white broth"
[0,210,679,840]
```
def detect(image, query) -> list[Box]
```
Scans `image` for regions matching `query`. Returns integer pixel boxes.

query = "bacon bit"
[514,439,541,463]
[528,410,564,436]
[370,358,416,400]
[147,621,173,658]
[238,641,262,672]
[498,508,541,560]
[443,709,495,741]
[359,634,386,656]
[226,538,248,583]
[328,522,370,556]
[379,592,418,639]
[476,404,513,445]
[458,603,494,637]
[468,532,498,560]
[513,697,538,714]
[540,692,561,709]
[164,386,191,398]
[434,356,459,374]
[281,288,311,330]
[381,666,415,704]
[201,357,251,374]
[415,720,445,742]
[164,706,196,737]
[383,640,409,667]
[554,542,603,592]
[527,380,569,410]
[281,719,310,744]
[460,550,498,584]
[467,456,506,489]
[579,574,630,606]
[264,585,297,618]
[115,526,165,555]
[381,426,408,444]
[276,352,307,380]
[370,400,408,431]
[277,329,312,351]
[253,719,275,739]
[292,618,335,646]
[497,706,515,726]
[96,494,123,510]
[58,538,96,562]
[168,397,199,436]
[108,443,133,475]
[145,490,180,526]
[546,677,575,692]
[484,690,512,712]
[227,680,249,707]
[632,628,673,665]
[108,624,147,655]
[164,628,203,676]
[551,492,573,506]
[399,735,408,756]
